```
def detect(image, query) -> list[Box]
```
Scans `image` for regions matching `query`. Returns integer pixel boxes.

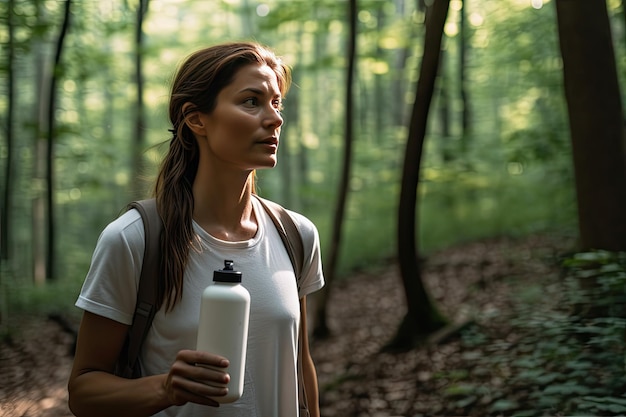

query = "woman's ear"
[182,102,207,137]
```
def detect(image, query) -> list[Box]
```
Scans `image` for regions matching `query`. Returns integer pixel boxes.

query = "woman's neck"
[191,173,257,241]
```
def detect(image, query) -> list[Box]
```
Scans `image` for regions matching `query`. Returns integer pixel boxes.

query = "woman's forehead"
[227,64,282,96]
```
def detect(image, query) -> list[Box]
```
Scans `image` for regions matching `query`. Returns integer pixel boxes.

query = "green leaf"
[565,360,594,370]
[535,373,561,385]
[455,395,478,409]
[543,383,591,396]
[490,399,520,412]
[444,383,478,398]
[581,396,626,406]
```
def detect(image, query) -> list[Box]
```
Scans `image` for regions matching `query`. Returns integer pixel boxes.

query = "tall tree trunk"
[1,0,16,330]
[438,50,452,162]
[555,0,626,252]
[2,0,16,264]
[374,2,386,137]
[459,0,470,142]
[391,0,412,127]
[45,0,71,280]
[386,0,450,351]
[34,63,47,285]
[33,2,48,285]
[313,0,357,339]
[132,0,149,196]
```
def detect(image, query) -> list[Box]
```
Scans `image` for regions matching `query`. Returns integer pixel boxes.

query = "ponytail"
[154,125,197,311]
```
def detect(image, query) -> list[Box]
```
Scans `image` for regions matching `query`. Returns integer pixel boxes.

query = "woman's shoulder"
[284,208,317,236]
[252,195,320,248]
[96,208,145,249]
[254,196,317,233]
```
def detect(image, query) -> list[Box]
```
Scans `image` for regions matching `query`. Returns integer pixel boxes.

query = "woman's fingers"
[164,350,231,407]
[166,373,228,406]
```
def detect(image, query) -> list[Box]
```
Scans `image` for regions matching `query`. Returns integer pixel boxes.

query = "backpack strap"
[254,195,305,288]
[115,199,162,378]
[253,195,309,414]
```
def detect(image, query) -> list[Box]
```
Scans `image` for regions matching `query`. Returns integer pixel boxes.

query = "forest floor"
[2,231,622,417]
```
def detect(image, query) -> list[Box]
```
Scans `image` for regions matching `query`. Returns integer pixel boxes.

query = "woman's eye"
[243,97,258,107]
[273,100,283,111]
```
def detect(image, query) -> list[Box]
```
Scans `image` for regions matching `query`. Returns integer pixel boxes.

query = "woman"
[68,42,324,417]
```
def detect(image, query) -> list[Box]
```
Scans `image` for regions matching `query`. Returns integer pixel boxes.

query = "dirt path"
[1,315,75,417]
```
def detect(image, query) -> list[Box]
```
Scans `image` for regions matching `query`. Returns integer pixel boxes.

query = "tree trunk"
[2,0,16,264]
[132,0,149,197]
[555,0,626,252]
[45,0,71,280]
[386,0,450,351]
[374,3,385,138]
[1,0,16,331]
[391,0,414,127]
[459,0,471,141]
[313,0,357,339]
[437,50,452,162]
[34,46,47,285]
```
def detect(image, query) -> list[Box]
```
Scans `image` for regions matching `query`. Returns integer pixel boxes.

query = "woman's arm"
[68,311,230,417]
[299,296,320,417]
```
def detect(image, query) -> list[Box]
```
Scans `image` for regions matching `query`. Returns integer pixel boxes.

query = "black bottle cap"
[213,260,243,283]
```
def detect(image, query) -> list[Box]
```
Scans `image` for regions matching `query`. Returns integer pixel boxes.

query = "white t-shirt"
[76,197,325,417]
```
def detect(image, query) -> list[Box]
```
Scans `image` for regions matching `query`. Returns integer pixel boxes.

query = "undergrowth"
[452,250,626,416]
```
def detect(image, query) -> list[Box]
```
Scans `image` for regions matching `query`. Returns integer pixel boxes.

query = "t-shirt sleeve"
[289,211,325,298]
[75,210,145,325]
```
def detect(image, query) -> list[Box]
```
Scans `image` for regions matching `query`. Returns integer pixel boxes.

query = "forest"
[1,0,626,416]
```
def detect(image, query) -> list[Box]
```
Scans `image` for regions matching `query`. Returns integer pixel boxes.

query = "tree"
[132,0,149,195]
[386,0,450,351]
[391,0,419,128]
[313,0,357,339]
[555,0,626,252]
[2,0,16,264]
[459,0,471,139]
[40,0,71,281]
[0,0,17,331]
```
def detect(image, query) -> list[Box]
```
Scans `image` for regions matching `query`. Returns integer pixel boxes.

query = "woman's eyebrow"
[238,87,263,94]
[237,86,281,98]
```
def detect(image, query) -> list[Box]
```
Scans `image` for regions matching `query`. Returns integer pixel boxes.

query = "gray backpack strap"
[254,195,309,414]
[115,199,162,378]
[255,196,305,287]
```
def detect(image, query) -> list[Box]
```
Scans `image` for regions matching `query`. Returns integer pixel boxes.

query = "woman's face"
[194,63,284,172]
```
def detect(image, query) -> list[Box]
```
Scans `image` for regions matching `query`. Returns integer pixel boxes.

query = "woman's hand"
[163,349,231,407]
[69,312,231,416]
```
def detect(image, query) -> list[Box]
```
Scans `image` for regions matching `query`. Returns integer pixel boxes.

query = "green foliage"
[418,159,577,253]
[1,264,83,332]
[449,250,626,415]
[563,251,626,320]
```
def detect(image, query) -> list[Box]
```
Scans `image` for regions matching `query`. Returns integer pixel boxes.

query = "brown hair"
[154,42,291,311]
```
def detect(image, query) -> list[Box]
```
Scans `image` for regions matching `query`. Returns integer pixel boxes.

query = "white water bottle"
[196,260,251,403]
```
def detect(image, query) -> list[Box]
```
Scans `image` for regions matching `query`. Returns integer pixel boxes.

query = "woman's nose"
[264,106,283,129]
